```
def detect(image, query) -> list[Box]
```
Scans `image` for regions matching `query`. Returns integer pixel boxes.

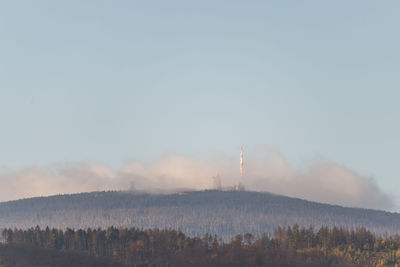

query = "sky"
[1,1,400,209]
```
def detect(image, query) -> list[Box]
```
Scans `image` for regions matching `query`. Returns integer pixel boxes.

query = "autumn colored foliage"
[2,225,400,266]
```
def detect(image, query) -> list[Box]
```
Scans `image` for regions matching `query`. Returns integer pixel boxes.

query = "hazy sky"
[1,1,400,203]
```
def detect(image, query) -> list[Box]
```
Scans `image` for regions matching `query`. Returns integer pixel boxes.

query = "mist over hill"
[0,151,394,211]
[0,190,399,240]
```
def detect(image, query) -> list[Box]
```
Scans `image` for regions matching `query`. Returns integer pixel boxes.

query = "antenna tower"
[240,146,243,179]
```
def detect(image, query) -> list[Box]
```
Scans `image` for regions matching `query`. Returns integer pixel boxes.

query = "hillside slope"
[0,190,399,240]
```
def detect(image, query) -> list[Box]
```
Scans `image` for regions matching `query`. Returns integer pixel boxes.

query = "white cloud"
[0,149,394,210]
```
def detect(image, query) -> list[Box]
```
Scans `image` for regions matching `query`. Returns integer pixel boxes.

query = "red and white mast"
[240,146,243,179]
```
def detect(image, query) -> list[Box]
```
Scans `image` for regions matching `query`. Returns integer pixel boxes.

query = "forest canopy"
[2,225,400,266]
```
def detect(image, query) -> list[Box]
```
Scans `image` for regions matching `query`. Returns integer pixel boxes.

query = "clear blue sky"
[1,1,399,195]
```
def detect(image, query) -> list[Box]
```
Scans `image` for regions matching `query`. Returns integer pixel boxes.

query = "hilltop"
[0,190,399,240]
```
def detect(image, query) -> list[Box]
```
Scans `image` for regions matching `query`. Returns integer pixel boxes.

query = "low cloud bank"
[0,149,394,211]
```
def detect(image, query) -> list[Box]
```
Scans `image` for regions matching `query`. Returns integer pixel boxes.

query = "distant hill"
[0,190,399,240]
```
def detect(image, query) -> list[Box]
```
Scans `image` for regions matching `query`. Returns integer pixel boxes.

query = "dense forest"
[0,243,120,267]
[2,225,400,266]
[1,190,400,240]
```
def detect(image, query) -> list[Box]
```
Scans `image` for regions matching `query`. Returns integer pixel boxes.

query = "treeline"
[2,225,400,266]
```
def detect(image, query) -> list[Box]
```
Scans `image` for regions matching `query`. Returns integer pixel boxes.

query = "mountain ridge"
[1,190,399,240]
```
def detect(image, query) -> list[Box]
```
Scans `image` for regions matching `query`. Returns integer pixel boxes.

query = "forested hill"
[0,190,399,240]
